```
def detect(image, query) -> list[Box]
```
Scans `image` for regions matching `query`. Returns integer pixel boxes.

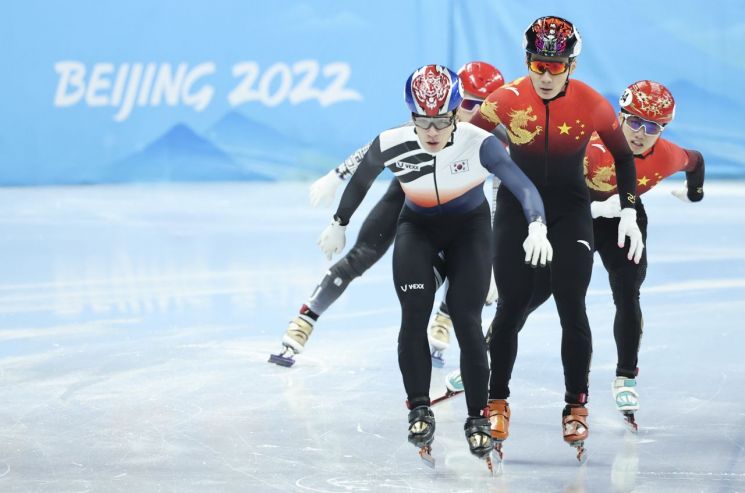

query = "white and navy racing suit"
[334,122,545,416]
[304,126,507,320]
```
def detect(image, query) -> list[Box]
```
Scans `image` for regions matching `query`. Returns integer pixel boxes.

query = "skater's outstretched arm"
[317,137,386,260]
[309,142,372,208]
[671,149,705,203]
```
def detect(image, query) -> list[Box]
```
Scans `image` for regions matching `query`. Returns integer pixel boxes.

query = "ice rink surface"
[0,180,743,492]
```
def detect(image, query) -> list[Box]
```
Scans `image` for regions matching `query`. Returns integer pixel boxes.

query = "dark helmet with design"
[619,80,676,124]
[404,64,463,116]
[523,16,582,58]
[457,61,504,99]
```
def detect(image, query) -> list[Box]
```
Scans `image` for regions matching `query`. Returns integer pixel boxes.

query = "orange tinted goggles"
[528,60,569,76]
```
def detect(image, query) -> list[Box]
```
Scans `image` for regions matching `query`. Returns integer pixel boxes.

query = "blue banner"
[2,1,743,185]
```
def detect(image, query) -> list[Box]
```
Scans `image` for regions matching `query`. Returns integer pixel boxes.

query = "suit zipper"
[544,101,550,187]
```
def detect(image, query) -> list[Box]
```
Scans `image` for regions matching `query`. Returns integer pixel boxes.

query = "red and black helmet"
[457,61,504,99]
[523,16,582,58]
[619,80,676,124]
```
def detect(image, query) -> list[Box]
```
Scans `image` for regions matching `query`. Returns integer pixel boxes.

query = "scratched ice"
[0,181,743,492]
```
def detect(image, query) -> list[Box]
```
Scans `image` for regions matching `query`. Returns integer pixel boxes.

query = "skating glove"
[590,194,622,219]
[671,181,704,203]
[485,272,498,305]
[318,218,346,260]
[309,170,343,208]
[617,208,644,264]
[522,221,553,267]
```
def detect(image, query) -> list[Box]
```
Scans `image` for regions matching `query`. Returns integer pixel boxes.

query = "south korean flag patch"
[450,160,469,174]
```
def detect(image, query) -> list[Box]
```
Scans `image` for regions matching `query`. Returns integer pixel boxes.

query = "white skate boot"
[427,311,452,367]
[612,377,639,432]
[268,316,315,367]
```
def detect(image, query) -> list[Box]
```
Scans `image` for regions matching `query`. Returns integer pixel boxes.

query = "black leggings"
[594,201,648,379]
[307,179,446,316]
[307,180,404,315]
[394,201,492,416]
[489,192,594,405]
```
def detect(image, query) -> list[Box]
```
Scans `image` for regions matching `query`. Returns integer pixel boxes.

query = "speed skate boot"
[612,376,640,432]
[427,311,452,367]
[562,404,589,463]
[407,404,436,467]
[268,315,315,367]
[465,409,496,473]
[488,399,510,461]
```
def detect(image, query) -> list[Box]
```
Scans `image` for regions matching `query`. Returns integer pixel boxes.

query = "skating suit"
[307,126,500,317]
[585,134,705,377]
[470,76,637,404]
[334,122,545,415]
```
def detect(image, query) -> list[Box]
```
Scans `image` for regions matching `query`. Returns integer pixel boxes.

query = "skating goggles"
[528,60,569,76]
[412,114,455,130]
[622,113,664,136]
[459,98,484,111]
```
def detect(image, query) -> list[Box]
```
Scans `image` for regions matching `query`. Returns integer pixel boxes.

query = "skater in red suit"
[585,80,705,431]
[468,15,642,461]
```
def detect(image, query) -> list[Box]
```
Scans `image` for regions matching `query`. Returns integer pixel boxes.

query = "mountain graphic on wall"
[109,123,272,182]
[205,110,337,180]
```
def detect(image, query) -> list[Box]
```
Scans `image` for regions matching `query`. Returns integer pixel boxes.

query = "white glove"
[671,181,697,203]
[318,219,347,260]
[309,170,343,208]
[617,208,644,264]
[485,271,498,305]
[591,194,622,219]
[522,220,553,267]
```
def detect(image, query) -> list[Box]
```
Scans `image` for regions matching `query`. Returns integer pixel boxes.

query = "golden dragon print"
[583,156,616,192]
[506,106,542,145]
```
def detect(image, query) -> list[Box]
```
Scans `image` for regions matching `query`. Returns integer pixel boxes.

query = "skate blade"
[489,454,504,476]
[569,441,588,464]
[623,413,639,433]
[431,389,464,406]
[268,353,295,367]
[492,441,505,462]
[419,446,435,468]
[484,454,495,475]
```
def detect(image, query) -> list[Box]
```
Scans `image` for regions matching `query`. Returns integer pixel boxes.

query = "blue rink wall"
[2,1,744,185]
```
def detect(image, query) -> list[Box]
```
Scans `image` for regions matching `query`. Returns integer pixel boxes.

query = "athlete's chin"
[629,142,646,153]
[538,87,558,98]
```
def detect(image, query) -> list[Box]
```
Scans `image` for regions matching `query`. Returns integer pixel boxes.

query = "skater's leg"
[444,201,492,417]
[548,210,594,405]
[488,202,538,400]
[605,206,648,378]
[595,204,648,428]
[393,217,439,407]
[306,179,405,316]
[273,181,405,362]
